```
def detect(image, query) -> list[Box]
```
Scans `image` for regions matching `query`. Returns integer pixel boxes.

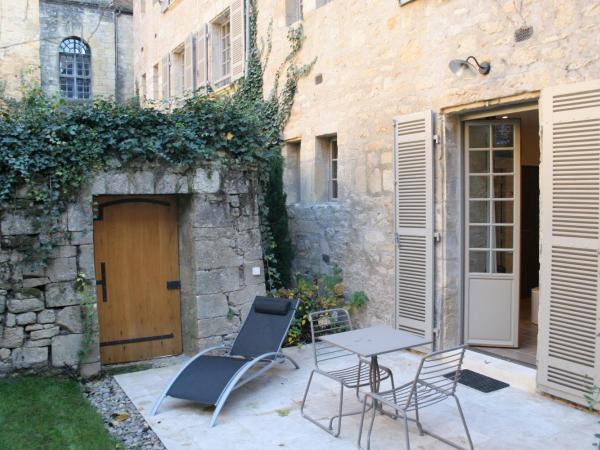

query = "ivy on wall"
[0,0,314,289]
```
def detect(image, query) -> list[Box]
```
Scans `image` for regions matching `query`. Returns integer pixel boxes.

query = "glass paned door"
[465,121,520,347]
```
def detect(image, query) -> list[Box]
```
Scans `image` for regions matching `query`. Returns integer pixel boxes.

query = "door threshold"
[470,346,536,369]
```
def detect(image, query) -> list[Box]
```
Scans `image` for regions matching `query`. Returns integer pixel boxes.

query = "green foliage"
[275,266,369,346]
[75,272,98,364]
[0,376,119,449]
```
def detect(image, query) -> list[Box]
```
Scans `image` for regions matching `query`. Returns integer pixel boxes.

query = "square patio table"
[319,325,431,393]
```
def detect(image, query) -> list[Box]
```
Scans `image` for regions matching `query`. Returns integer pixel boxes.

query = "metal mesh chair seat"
[326,362,392,389]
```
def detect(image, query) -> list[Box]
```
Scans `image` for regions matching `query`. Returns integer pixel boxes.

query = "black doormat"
[444,369,509,393]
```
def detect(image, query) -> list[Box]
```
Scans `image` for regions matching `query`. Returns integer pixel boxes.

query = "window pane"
[493,150,513,173]
[470,251,488,273]
[468,125,489,148]
[331,140,338,159]
[331,160,337,179]
[469,150,489,173]
[469,226,489,248]
[60,55,74,76]
[469,200,489,223]
[76,78,91,99]
[493,226,513,249]
[469,176,489,198]
[60,77,74,98]
[331,180,338,199]
[492,124,514,147]
[493,251,513,273]
[493,175,514,198]
[493,201,513,224]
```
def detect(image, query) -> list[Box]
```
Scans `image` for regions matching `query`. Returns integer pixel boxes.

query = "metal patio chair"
[151,296,300,427]
[358,345,474,450]
[301,308,395,437]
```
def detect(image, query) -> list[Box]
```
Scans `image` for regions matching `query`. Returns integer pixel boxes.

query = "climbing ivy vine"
[0,0,314,289]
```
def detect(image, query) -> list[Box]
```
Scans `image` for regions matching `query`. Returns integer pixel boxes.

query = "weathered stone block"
[16,312,36,325]
[192,200,233,228]
[192,169,220,193]
[22,277,51,288]
[51,334,82,368]
[131,171,155,193]
[7,297,44,313]
[24,339,51,347]
[197,317,238,339]
[30,326,59,340]
[0,326,24,348]
[5,313,16,327]
[25,324,44,331]
[196,294,229,319]
[70,230,93,245]
[243,261,265,286]
[194,240,242,270]
[68,200,93,232]
[46,282,79,307]
[46,257,77,282]
[105,172,130,194]
[80,361,101,378]
[51,245,77,258]
[90,174,106,195]
[227,284,266,307]
[38,309,55,324]
[56,306,83,333]
[0,296,5,314]
[196,267,241,294]
[12,347,48,369]
[0,213,37,235]
[0,348,10,360]
[77,244,95,278]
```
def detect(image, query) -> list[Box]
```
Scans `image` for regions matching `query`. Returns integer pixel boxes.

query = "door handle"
[96,262,108,302]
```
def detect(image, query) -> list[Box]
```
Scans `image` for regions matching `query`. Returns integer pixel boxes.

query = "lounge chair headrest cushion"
[254,298,291,316]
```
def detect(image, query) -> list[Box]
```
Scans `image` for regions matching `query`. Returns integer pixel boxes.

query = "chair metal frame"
[358,346,474,450]
[301,308,395,437]
[151,297,300,427]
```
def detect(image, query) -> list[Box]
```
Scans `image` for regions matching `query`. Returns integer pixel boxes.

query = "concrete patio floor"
[115,346,598,450]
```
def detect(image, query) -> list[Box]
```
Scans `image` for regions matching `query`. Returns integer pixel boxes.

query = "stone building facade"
[0,0,134,101]
[0,165,265,376]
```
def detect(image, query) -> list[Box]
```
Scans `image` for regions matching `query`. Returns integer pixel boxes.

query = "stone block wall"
[0,164,265,376]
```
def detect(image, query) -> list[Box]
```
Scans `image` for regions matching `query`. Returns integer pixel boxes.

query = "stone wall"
[0,164,265,376]
[0,0,41,99]
[39,0,134,100]
[257,0,600,346]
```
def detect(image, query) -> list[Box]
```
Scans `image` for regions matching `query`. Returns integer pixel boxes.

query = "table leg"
[369,355,381,393]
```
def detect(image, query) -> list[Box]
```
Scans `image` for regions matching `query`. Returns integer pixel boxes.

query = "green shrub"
[274,266,368,346]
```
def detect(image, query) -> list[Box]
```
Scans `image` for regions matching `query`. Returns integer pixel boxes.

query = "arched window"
[59,37,91,100]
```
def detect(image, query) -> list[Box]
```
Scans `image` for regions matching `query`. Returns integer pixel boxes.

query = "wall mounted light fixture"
[449,56,491,79]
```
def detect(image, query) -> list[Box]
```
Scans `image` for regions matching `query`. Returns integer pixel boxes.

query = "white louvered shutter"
[230,0,245,81]
[161,54,170,100]
[393,111,434,341]
[195,25,207,92]
[184,33,195,94]
[538,80,600,407]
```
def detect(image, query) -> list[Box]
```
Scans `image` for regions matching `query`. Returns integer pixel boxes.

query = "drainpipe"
[114,7,120,101]
[244,0,250,79]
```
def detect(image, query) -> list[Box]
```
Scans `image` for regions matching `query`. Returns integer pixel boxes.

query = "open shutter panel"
[230,0,245,81]
[393,111,434,341]
[161,54,170,100]
[184,33,195,93]
[195,25,207,91]
[538,80,600,408]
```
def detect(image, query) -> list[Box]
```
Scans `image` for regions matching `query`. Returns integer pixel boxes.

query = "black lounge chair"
[151,296,300,427]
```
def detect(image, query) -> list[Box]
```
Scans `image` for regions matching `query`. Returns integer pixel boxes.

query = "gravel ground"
[84,375,166,450]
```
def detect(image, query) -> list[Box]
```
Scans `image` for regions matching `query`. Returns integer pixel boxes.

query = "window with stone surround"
[283,141,301,205]
[329,138,339,200]
[59,37,91,100]
[152,64,159,99]
[286,0,303,26]
[315,134,338,202]
[210,10,231,89]
[171,44,185,98]
[140,73,147,100]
